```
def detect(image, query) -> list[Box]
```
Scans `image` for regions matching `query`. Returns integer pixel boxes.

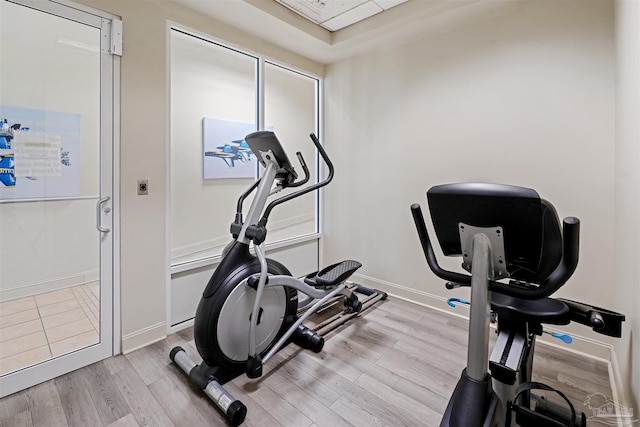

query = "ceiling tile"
[275,0,369,24]
[275,0,408,31]
[322,1,383,31]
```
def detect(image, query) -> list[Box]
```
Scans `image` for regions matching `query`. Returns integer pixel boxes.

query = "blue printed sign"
[0,105,81,200]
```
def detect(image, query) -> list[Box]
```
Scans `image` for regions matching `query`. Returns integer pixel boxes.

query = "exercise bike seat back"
[417,183,579,314]
[420,183,624,337]
[433,183,571,323]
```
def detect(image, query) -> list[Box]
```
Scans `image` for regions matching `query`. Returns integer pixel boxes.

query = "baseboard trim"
[0,269,99,302]
[354,273,469,319]
[121,321,167,354]
[608,346,634,426]
[353,273,627,411]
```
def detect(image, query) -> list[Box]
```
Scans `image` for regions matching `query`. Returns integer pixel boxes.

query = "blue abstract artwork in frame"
[202,117,258,180]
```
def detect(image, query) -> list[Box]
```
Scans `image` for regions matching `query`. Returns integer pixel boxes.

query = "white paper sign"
[13,131,62,177]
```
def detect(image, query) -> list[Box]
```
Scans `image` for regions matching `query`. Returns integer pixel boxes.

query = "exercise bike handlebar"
[258,133,334,227]
[411,204,472,286]
[410,203,581,300]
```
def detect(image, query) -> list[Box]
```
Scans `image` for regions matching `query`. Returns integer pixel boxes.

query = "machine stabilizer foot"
[292,324,324,352]
[170,347,247,426]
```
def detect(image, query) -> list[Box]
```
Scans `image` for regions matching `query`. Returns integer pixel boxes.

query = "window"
[262,62,319,244]
[170,29,321,267]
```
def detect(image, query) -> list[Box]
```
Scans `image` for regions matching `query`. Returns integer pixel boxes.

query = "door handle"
[97,196,111,233]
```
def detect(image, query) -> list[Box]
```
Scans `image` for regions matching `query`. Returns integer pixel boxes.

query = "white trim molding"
[121,322,167,354]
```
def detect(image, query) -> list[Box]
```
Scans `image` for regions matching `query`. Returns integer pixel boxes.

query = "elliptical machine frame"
[411,183,625,427]
[170,131,386,426]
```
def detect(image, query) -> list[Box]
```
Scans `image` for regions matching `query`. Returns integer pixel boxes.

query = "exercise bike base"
[440,369,497,427]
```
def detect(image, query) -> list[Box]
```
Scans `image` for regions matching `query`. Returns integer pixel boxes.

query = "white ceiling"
[168,0,518,64]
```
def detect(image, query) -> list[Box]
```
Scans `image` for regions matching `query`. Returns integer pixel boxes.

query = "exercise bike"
[170,131,387,426]
[411,183,625,427]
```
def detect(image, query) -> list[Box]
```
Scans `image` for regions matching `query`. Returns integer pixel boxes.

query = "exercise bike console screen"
[427,182,545,277]
[245,131,297,181]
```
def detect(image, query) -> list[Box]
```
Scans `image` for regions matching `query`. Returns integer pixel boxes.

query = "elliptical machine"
[170,131,386,426]
[411,183,625,427]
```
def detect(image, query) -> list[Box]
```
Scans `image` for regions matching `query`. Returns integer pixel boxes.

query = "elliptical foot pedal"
[304,260,362,289]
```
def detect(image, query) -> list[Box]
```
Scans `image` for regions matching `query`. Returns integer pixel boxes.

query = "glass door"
[0,0,118,396]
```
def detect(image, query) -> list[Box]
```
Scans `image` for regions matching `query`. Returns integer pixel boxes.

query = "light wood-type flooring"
[0,297,614,426]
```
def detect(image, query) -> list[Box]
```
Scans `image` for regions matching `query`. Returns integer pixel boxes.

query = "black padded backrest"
[427,183,563,284]
[510,199,562,283]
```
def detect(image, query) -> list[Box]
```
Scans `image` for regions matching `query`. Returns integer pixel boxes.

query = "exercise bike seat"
[304,260,362,289]
[491,293,570,325]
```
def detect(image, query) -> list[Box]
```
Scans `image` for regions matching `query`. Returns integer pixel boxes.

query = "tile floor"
[0,283,100,376]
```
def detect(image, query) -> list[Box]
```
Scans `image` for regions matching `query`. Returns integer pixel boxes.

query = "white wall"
[614,0,640,414]
[324,0,620,368]
[74,0,324,352]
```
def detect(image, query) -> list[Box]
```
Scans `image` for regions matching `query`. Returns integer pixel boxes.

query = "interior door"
[0,0,119,396]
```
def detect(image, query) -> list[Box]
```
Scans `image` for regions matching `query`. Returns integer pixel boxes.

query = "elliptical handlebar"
[258,133,334,226]
[410,203,581,300]
[235,179,261,225]
[310,133,335,185]
[286,152,310,188]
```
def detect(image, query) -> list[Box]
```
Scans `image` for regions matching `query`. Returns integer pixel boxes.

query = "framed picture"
[203,117,262,180]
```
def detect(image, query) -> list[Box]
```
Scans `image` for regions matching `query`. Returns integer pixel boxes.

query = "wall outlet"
[138,179,148,195]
